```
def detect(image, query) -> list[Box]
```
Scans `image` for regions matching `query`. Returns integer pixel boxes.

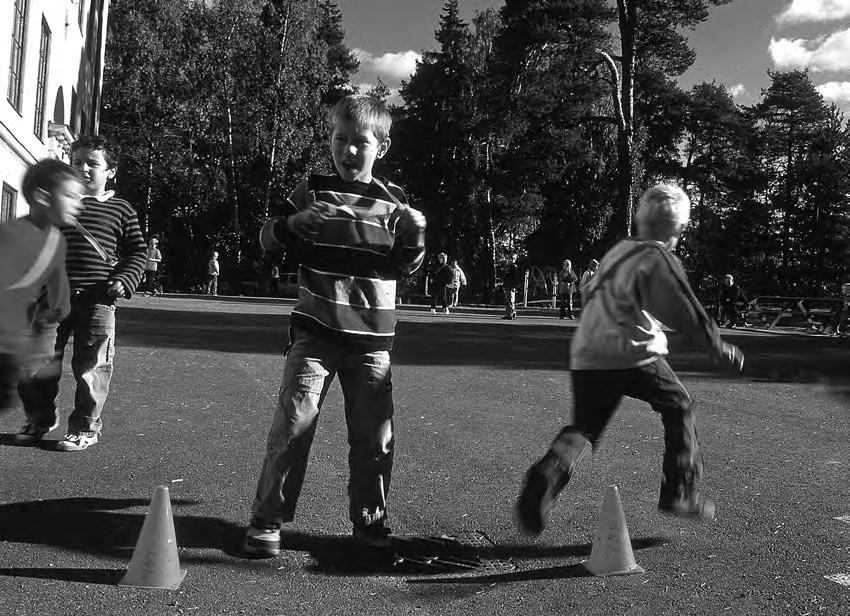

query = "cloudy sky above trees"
[335,0,850,112]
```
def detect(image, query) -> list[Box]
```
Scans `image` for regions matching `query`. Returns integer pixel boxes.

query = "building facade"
[1,0,110,220]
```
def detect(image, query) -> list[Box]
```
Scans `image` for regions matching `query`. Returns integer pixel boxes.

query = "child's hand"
[396,206,426,237]
[288,207,329,239]
[715,342,744,372]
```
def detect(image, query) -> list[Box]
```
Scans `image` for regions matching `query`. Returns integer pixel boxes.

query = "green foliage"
[100,0,849,301]
[101,0,357,291]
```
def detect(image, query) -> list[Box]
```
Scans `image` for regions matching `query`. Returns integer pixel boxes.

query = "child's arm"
[109,209,148,298]
[388,205,426,276]
[638,248,743,371]
[41,237,71,323]
[259,181,325,251]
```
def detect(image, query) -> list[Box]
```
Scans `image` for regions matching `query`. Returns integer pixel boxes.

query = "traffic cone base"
[119,485,186,590]
[582,484,645,577]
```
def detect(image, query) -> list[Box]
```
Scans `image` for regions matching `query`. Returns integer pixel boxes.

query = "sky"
[334,0,850,114]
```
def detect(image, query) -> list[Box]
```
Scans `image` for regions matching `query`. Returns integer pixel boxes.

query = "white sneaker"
[56,432,98,451]
[444,307,450,314]
[430,309,436,314]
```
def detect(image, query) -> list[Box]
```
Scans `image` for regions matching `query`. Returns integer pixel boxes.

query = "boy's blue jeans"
[18,298,116,435]
[251,326,395,530]
[549,359,702,499]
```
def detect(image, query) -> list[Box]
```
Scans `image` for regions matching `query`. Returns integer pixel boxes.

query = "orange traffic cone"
[582,485,645,577]
[119,485,187,589]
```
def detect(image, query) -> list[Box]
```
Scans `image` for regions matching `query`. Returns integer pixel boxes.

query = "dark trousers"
[558,293,574,318]
[0,353,18,414]
[548,358,702,501]
[142,270,159,294]
[717,301,741,326]
[430,286,448,310]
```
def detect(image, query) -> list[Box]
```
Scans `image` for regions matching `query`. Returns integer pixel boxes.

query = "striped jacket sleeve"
[385,184,426,278]
[258,182,306,251]
[111,207,148,297]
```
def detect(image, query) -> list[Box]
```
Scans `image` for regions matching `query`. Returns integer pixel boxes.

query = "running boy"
[517,184,744,535]
[1,160,82,415]
[16,136,147,451]
[244,94,426,558]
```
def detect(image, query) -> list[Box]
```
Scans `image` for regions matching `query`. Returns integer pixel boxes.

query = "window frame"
[7,0,30,113]
[33,16,51,140]
[1,183,17,222]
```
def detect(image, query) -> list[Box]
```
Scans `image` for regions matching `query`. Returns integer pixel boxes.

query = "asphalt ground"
[0,295,847,616]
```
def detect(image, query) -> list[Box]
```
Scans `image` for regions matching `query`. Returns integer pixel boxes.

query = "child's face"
[46,178,84,225]
[71,147,116,196]
[330,118,390,184]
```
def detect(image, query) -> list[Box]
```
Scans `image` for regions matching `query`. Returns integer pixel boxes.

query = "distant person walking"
[206,251,220,295]
[557,259,578,319]
[833,281,850,336]
[579,259,599,298]
[142,237,162,296]
[429,252,451,314]
[502,253,520,320]
[269,264,280,296]
[447,259,467,307]
[716,274,747,327]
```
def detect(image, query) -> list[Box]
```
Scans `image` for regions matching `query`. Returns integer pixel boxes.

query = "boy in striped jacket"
[1,160,82,415]
[16,136,147,451]
[517,184,744,535]
[245,95,426,558]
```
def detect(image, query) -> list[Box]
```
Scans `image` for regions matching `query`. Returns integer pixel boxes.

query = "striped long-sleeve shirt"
[571,238,724,370]
[263,174,426,351]
[63,192,147,297]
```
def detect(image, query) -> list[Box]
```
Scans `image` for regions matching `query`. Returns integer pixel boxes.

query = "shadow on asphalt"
[0,568,126,585]
[0,495,669,583]
[118,305,849,394]
[0,497,243,561]
[280,531,667,578]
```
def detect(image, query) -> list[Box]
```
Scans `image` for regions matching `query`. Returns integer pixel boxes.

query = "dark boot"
[657,467,715,521]
[517,431,592,535]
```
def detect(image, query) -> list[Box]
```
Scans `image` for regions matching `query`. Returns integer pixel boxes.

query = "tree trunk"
[615,0,636,239]
[263,6,291,221]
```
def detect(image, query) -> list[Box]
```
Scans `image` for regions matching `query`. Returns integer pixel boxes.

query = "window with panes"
[1,183,17,222]
[33,17,50,139]
[7,0,30,112]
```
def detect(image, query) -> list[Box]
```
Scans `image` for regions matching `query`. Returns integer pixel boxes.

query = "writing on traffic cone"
[582,485,645,577]
[119,485,187,589]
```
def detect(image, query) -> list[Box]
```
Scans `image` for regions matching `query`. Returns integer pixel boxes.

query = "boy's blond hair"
[635,184,691,240]
[328,94,392,142]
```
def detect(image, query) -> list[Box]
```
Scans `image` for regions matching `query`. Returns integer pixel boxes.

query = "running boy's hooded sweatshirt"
[570,238,724,370]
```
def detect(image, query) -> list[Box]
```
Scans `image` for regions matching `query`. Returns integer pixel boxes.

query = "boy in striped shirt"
[1,160,82,415]
[245,95,426,558]
[16,136,147,451]
[517,184,744,535]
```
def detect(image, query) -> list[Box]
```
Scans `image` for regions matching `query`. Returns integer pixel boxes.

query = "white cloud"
[769,37,814,69]
[776,0,850,25]
[727,83,748,98]
[811,28,850,71]
[354,49,421,82]
[816,81,850,103]
[769,28,850,71]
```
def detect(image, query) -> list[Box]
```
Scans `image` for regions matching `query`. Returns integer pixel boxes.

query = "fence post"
[523,270,529,308]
